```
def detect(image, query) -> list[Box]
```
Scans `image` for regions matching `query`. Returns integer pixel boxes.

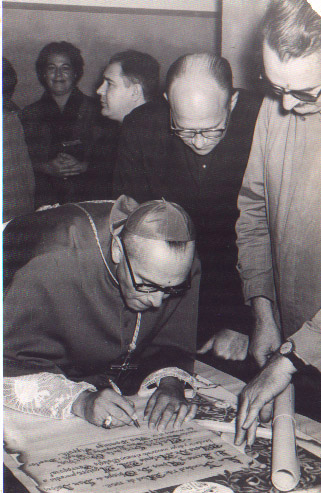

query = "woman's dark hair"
[35,41,84,87]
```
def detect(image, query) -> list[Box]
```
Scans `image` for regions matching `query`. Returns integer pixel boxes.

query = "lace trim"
[4,372,97,419]
[138,367,197,398]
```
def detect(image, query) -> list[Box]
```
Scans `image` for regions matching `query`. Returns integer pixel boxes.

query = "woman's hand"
[41,153,88,177]
[58,153,88,175]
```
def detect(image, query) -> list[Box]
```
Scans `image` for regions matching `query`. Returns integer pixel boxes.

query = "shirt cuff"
[290,311,321,371]
[241,272,276,305]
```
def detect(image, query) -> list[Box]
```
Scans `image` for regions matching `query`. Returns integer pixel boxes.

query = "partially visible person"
[97,49,160,124]
[235,0,321,446]
[113,53,262,361]
[4,195,200,430]
[3,57,35,222]
[20,41,116,207]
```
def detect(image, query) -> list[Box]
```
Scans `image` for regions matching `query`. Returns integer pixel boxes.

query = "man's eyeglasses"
[120,238,191,296]
[170,110,230,141]
[259,74,321,103]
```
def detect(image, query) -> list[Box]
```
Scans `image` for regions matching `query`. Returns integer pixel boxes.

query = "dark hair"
[3,57,17,97]
[262,0,321,60]
[165,53,233,97]
[109,50,160,101]
[35,41,84,87]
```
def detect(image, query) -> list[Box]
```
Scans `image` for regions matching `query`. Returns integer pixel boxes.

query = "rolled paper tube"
[194,419,273,439]
[271,384,300,491]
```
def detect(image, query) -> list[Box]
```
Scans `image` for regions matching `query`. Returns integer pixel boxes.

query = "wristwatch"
[279,340,306,371]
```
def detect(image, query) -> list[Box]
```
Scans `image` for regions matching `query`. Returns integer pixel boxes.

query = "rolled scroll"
[271,384,300,491]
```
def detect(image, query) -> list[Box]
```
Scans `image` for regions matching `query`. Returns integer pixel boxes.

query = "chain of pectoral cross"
[110,312,142,380]
[72,203,143,381]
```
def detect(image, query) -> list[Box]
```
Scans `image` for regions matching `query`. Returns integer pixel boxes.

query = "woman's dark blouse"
[20,88,119,206]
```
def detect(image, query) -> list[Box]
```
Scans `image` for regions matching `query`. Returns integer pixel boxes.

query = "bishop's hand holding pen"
[71,386,139,429]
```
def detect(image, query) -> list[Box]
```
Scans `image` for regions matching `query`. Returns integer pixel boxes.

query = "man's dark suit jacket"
[113,90,263,337]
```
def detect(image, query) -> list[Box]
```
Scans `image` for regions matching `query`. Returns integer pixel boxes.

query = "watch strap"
[280,341,307,371]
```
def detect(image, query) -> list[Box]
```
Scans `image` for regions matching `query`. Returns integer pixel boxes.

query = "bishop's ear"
[111,236,123,264]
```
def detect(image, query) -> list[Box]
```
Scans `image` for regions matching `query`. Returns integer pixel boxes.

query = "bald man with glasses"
[4,195,200,430]
[169,109,231,145]
[113,53,262,363]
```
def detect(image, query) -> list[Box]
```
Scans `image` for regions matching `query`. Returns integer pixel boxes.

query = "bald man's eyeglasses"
[120,238,191,296]
[259,74,321,103]
[170,110,230,141]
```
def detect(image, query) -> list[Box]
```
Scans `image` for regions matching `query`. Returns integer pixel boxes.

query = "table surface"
[4,361,321,493]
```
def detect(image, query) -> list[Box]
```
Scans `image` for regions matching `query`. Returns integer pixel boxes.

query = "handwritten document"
[4,371,321,493]
[21,423,253,493]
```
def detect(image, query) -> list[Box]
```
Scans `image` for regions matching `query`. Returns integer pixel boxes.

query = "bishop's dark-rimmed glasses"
[120,238,191,296]
[259,74,321,103]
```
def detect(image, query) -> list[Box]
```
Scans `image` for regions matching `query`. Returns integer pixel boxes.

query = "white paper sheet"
[4,363,321,493]
[20,424,254,493]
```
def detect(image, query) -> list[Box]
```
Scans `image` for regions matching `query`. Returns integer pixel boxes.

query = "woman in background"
[20,41,115,207]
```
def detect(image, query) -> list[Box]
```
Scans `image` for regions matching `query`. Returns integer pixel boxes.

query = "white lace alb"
[4,372,96,419]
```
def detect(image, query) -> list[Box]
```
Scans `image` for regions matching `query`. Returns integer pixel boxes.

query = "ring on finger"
[102,415,112,429]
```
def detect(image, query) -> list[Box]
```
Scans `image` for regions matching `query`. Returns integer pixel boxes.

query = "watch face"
[280,340,293,355]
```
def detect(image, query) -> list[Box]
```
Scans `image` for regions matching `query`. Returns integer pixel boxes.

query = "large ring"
[102,415,112,429]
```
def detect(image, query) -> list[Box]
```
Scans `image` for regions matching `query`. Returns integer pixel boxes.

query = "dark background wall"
[222,0,270,89]
[3,3,221,109]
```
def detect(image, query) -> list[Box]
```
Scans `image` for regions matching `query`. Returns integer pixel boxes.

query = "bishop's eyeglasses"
[120,238,191,296]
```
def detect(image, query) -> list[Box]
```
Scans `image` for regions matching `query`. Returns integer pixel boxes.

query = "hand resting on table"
[144,376,197,432]
[72,377,197,431]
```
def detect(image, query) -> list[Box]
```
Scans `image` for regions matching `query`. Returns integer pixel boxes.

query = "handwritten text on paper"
[23,426,253,493]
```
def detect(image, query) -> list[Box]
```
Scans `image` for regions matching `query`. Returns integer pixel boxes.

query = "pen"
[108,378,141,428]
